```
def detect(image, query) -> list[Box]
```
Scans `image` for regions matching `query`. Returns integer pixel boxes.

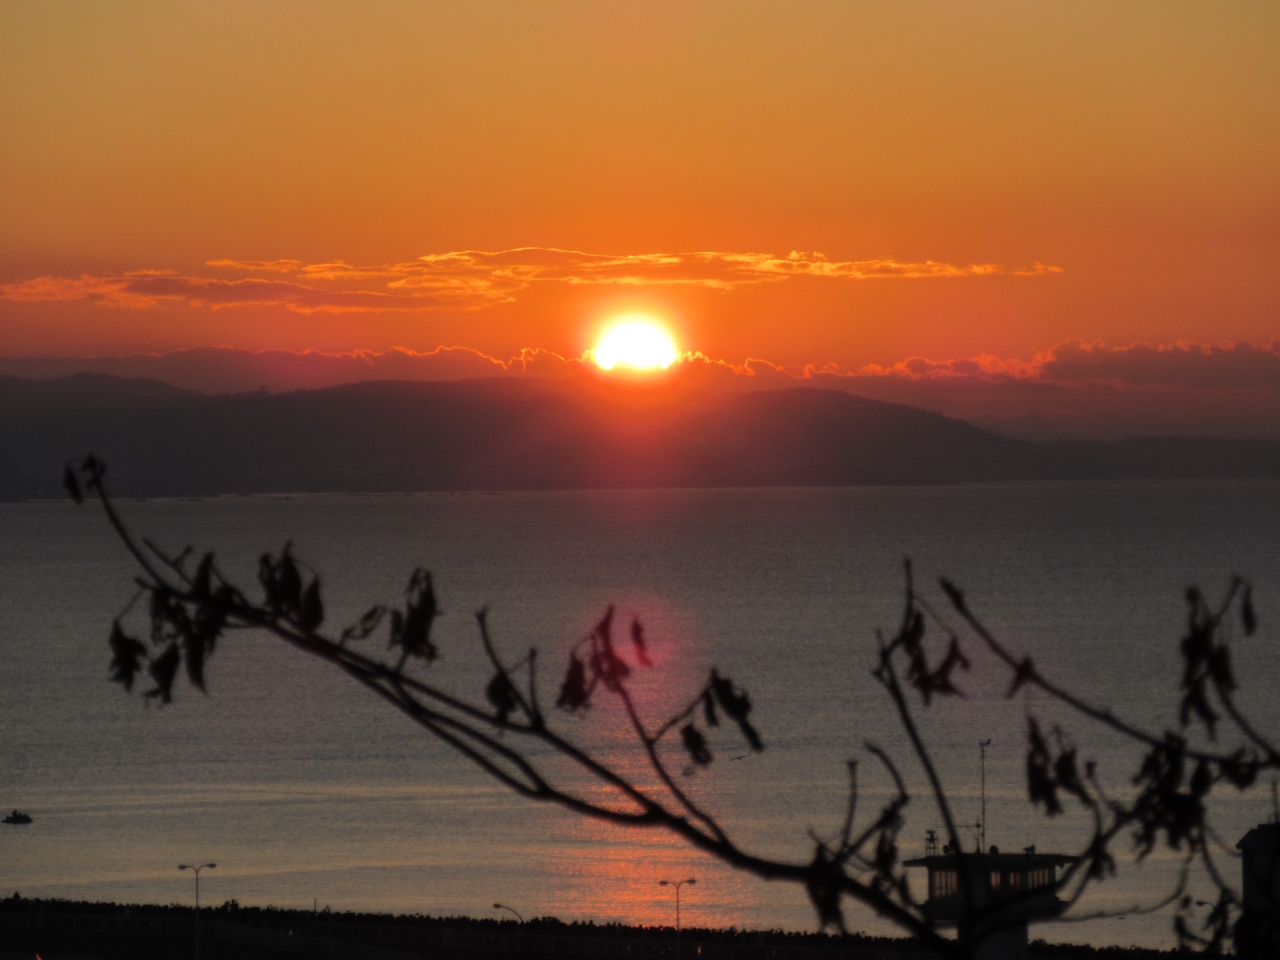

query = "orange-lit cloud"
[0,248,1060,315]
[817,340,1280,440]
[7,339,1279,394]
[859,339,1280,390]
[0,345,561,394]
[1037,340,1280,390]
[0,271,447,313]
[5,338,1280,441]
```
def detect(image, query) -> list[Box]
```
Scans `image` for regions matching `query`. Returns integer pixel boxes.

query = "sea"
[2,481,1279,949]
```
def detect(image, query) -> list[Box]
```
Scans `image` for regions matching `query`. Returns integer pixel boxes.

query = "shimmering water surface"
[2,482,1279,948]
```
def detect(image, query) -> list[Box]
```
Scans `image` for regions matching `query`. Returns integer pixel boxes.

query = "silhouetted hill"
[1,373,1278,498]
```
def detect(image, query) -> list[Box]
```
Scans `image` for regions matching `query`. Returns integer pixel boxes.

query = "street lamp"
[658,877,696,960]
[493,902,524,923]
[979,739,992,853]
[178,862,215,960]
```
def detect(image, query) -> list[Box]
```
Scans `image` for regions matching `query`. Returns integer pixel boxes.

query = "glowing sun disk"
[594,320,678,371]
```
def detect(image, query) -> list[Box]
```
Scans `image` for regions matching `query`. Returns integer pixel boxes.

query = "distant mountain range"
[2,372,1279,499]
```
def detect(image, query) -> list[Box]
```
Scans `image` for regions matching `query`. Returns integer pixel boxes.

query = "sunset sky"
[2,2,1278,434]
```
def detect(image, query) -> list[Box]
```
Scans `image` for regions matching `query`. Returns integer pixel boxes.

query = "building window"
[1028,867,1054,890]
[1008,871,1023,892]
[990,871,1002,891]
[931,869,958,898]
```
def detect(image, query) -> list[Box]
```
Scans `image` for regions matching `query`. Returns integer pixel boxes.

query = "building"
[905,835,1077,960]
[1235,822,1280,959]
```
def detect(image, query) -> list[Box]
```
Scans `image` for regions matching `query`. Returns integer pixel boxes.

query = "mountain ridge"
[2,373,1278,499]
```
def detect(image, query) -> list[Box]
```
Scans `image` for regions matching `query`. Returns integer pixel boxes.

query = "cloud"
[0,346,529,394]
[796,340,1280,440]
[858,353,1042,381]
[0,273,159,308]
[0,270,445,313]
[205,259,304,273]
[0,342,836,396]
[1038,339,1280,390]
[6,338,1276,397]
[0,247,1061,313]
[255,247,1061,292]
[5,338,1280,439]
[856,339,1280,391]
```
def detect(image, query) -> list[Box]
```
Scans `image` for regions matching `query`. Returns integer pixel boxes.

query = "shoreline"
[0,896,1182,959]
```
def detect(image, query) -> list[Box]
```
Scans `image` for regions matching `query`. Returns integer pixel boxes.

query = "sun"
[593,319,679,372]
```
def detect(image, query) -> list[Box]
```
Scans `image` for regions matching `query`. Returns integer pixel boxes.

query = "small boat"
[3,810,33,825]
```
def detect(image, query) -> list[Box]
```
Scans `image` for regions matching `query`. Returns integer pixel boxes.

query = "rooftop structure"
[905,835,1078,960]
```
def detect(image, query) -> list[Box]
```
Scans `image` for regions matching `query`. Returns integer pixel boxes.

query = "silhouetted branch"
[69,455,1280,957]
[70,457,967,957]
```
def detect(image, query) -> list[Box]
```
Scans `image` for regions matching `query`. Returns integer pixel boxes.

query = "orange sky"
[1,2,1278,383]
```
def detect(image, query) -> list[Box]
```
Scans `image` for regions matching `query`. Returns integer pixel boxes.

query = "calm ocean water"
[2,482,1279,948]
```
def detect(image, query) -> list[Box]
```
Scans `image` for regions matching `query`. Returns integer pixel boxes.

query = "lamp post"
[178,862,215,960]
[658,877,696,960]
[493,902,524,923]
[979,739,992,853]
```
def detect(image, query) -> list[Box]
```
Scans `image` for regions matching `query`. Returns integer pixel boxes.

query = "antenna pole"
[979,739,992,852]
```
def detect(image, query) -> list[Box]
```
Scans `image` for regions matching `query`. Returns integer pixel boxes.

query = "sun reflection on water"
[530,815,756,928]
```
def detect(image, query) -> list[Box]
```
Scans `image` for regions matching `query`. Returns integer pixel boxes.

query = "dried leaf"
[278,551,302,612]
[299,579,324,633]
[145,643,181,704]
[62,466,82,504]
[391,569,439,660]
[108,622,147,692]
[594,606,614,645]
[1179,682,1219,735]
[191,553,214,598]
[630,618,654,667]
[1242,585,1257,636]
[1217,750,1258,790]
[1208,645,1234,692]
[702,689,719,727]
[1190,759,1212,799]
[709,670,762,751]
[1026,718,1062,816]
[185,636,207,690]
[342,605,386,643]
[487,671,518,724]
[1053,747,1092,806]
[680,724,712,766]
[556,654,589,712]
[587,613,631,690]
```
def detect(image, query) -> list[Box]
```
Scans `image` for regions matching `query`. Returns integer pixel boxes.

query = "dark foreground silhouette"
[0,896,1188,960]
